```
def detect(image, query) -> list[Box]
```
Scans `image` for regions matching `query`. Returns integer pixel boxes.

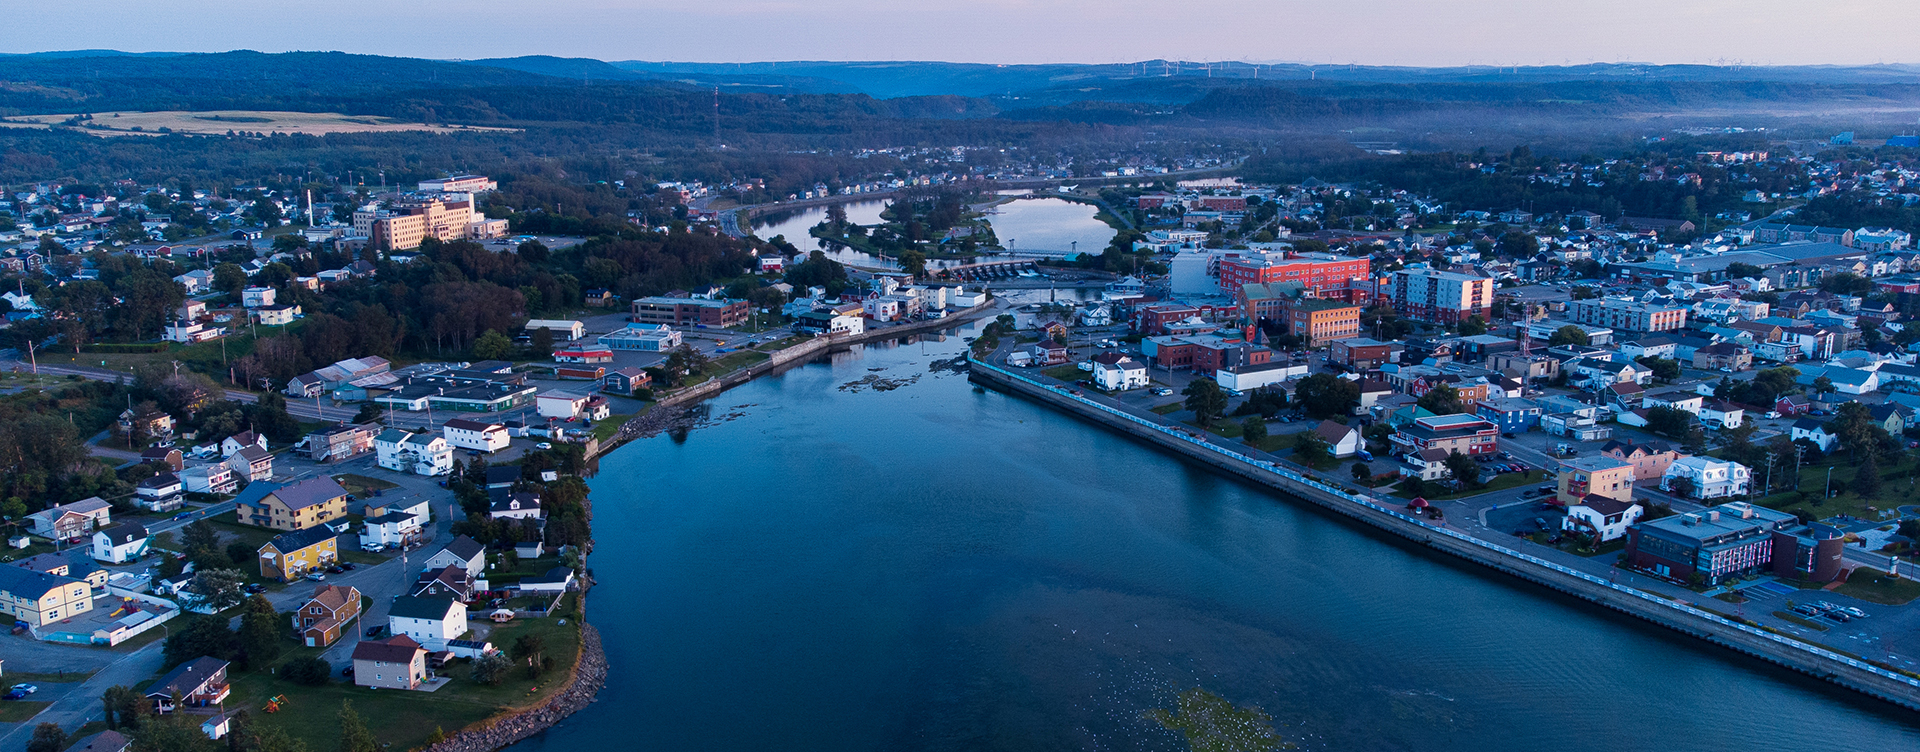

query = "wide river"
[513,318,1920,751]
[750,194,1115,267]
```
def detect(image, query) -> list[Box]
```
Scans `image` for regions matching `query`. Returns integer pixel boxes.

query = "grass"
[0,701,50,723]
[1569,537,1628,558]
[1150,403,1184,415]
[756,335,811,352]
[2,669,98,683]
[1772,610,1832,631]
[704,350,770,376]
[206,511,278,549]
[1748,457,1920,524]
[1394,470,1545,500]
[1041,365,1086,382]
[331,474,400,499]
[592,415,631,443]
[1836,567,1920,606]
[479,556,562,587]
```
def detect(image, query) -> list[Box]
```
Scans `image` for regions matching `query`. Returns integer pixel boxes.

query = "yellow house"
[0,565,93,628]
[1557,455,1637,506]
[234,477,351,531]
[258,527,340,582]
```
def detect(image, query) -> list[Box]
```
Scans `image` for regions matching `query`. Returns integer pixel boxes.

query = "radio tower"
[713,87,721,148]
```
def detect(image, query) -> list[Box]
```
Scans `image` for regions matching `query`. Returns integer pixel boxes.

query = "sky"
[3,0,1914,67]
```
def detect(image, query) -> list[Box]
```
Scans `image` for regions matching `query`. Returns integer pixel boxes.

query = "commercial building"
[357,197,508,252]
[631,296,750,328]
[1567,298,1690,333]
[1217,251,1370,296]
[1624,502,1796,584]
[1285,298,1363,345]
[1388,413,1499,457]
[524,319,586,341]
[1390,269,1493,325]
[1329,337,1402,369]
[417,175,498,193]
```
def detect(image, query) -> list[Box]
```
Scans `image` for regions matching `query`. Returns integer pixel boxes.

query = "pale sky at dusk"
[3,0,1913,67]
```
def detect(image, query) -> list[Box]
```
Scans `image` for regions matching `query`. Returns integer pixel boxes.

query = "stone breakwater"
[423,623,608,752]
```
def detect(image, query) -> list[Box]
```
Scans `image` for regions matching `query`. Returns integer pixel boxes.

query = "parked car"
[326,564,345,574]
[8,684,37,696]
[1842,606,1868,619]
[305,571,326,582]
[3,689,28,701]
[340,562,356,571]
[365,625,386,638]
[536,442,553,450]
[243,583,266,594]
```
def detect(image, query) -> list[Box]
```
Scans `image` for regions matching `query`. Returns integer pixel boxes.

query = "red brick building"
[1217,252,1371,296]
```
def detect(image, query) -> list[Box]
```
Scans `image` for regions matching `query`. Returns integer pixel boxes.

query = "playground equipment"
[264,695,291,713]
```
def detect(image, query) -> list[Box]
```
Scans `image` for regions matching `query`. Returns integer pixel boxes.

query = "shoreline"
[965,356,1920,714]
[423,621,609,752]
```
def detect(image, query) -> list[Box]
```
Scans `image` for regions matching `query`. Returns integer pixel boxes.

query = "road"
[0,641,166,752]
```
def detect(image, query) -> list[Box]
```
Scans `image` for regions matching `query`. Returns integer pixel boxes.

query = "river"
[750,195,1116,267]
[514,319,1920,751]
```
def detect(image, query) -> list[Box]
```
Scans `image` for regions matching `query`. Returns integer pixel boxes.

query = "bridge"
[937,259,1039,281]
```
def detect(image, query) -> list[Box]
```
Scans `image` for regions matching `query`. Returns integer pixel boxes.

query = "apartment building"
[1568,298,1689,333]
[1217,251,1370,296]
[357,197,509,251]
[1285,298,1363,345]
[1556,455,1635,506]
[1390,269,1493,324]
[1388,413,1499,457]
[630,296,750,328]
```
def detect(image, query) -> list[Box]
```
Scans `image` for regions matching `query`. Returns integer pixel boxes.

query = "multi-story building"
[1285,298,1362,345]
[0,565,92,628]
[1217,251,1369,296]
[353,635,428,690]
[304,423,380,462]
[1556,455,1635,506]
[1661,456,1752,499]
[293,584,363,647]
[357,197,509,251]
[1388,413,1499,457]
[1390,269,1493,325]
[1624,502,1795,584]
[1567,298,1689,333]
[630,297,750,328]
[235,477,352,531]
[256,526,340,581]
[442,418,510,453]
[1563,496,1643,542]
[374,430,454,477]
[1475,398,1542,433]
[1329,337,1402,369]
[417,175,498,193]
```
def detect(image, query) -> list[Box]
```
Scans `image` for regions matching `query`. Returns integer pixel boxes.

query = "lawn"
[1836,568,1920,606]
[331,474,400,499]
[2,669,97,683]
[1748,456,1920,525]
[0,701,50,723]
[226,598,584,751]
[206,511,277,550]
[704,350,770,377]
[756,335,812,352]
[592,415,631,443]
[1394,469,1545,500]
[480,556,563,587]
[1150,403,1184,415]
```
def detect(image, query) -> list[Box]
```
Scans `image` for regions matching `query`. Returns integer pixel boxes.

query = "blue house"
[1476,397,1543,433]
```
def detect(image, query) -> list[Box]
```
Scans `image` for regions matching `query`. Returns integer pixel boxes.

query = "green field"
[331,474,400,499]
[0,701,50,723]
[1836,568,1920,606]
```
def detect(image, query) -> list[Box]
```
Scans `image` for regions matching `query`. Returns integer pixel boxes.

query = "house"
[134,473,185,513]
[220,431,265,458]
[182,463,238,495]
[375,430,454,476]
[65,730,132,752]
[144,657,230,713]
[1311,421,1362,458]
[1605,382,1645,412]
[581,395,611,421]
[1090,353,1150,391]
[524,319,586,341]
[1399,448,1453,481]
[1563,496,1644,542]
[303,423,379,462]
[536,390,589,420]
[251,305,297,326]
[518,567,576,594]
[1643,388,1705,415]
[412,565,476,601]
[1556,456,1635,507]
[1869,403,1911,435]
[1662,456,1753,499]
[1475,398,1542,434]
[1775,394,1811,417]
[15,550,107,589]
[1692,342,1753,372]
[352,635,428,690]
[1699,401,1746,430]
[140,447,185,472]
[27,497,112,540]
[483,465,520,489]
[583,288,616,307]
[91,523,149,564]
[1388,414,1499,457]
[241,286,275,307]
[0,565,92,627]
[292,584,362,647]
[1790,419,1840,452]
[256,526,339,582]
[603,368,651,396]
[226,445,273,482]
[442,418,511,453]
[423,535,486,579]
[387,595,469,651]
[490,492,542,520]
[233,476,350,531]
[359,505,427,551]
[1033,339,1070,366]
[1599,440,1683,482]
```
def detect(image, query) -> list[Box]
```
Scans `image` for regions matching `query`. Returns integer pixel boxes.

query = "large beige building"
[1390,269,1493,325]
[1568,298,1689,333]
[0,566,92,628]
[355,196,510,251]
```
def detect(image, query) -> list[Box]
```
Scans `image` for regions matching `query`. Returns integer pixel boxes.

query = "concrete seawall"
[967,358,1920,713]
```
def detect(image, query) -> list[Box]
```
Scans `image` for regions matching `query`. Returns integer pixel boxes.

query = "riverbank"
[967,357,1920,714]
[425,623,608,752]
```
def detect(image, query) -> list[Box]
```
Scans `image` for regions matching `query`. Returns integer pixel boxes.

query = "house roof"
[524,567,575,585]
[443,418,504,432]
[484,466,521,485]
[233,446,271,463]
[0,562,82,600]
[1414,448,1450,462]
[388,595,461,621]
[145,656,228,698]
[436,534,485,563]
[352,634,424,663]
[1311,420,1355,445]
[306,584,359,613]
[30,497,110,522]
[66,730,131,752]
[1792,418,1827,432]
[1573,495,1639,516]
[97,522,147,545]
[490,492,541,513]
[261,526,336,555]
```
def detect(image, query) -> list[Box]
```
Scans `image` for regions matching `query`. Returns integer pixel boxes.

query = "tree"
[1644,406,1696,439]
[1416,384,1464,415]
[512,634,549,679]
[1182,378,1228,428]
[1636,356,1681,382]
[517,239,550,263]
[238,725,310,752]
[1853,452,1882,497]
[238,594,284,669]
[1350,461,1373,484]
[898,250,928,278]
[1820,272,1874,296]
[530,326,554,355]
[1826,401,1887,462]
[282,656,331,686]
[1293,432,1331,465]
[1402,475,1427,498]
[1812,375,1834,396]
[212,263,248,297]
[1667,475,1696,499]
[470,652,513,686]
[1293,374,1360,419]
[471,330,512,361]
[1443,450,1481,488]
[186,568,247,612]
[336,701,380,752]
[1241,416,1267,447]
[26,723,65,752]
[164,614,239,668]
[1454,316,1487,336]
[352,402,383,425]
[1548,325,1590,347]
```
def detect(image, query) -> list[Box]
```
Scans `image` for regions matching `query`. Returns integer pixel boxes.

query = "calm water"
[751,199,898,269]
[514,323,1920,751]
[987,197,1116,256]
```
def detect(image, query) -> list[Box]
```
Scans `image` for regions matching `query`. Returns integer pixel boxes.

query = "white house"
[225,446,273,482]
[220,431,266,458]
[241,286,275,308]
[442,419,510,453]
[422,535,486,579]
[1662,456,1752,499]
[1090,353,1149,391]
[1399,448,1452,481]
[386,595,468,652]
[489,492,542,521]
[374,430,454,476]
[91,523,150,564]
[359,509,424,550]
[182,463,238,495]
[134,473,184,513]
[523,319,586,341]
[516,567,575,595]
[163,320,221,344]
[1561,497,1643,542]
[1311,420,1363,458]
[1642,389,1704,415]
[1789,419,1840,452]
[28,497,112,539]
[1699,400,1746,430]
[535,391,588,420]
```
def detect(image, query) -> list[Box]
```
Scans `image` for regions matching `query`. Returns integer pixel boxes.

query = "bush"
[281,656,331,686]
[632,387,654,401]
[470,652,512,686]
